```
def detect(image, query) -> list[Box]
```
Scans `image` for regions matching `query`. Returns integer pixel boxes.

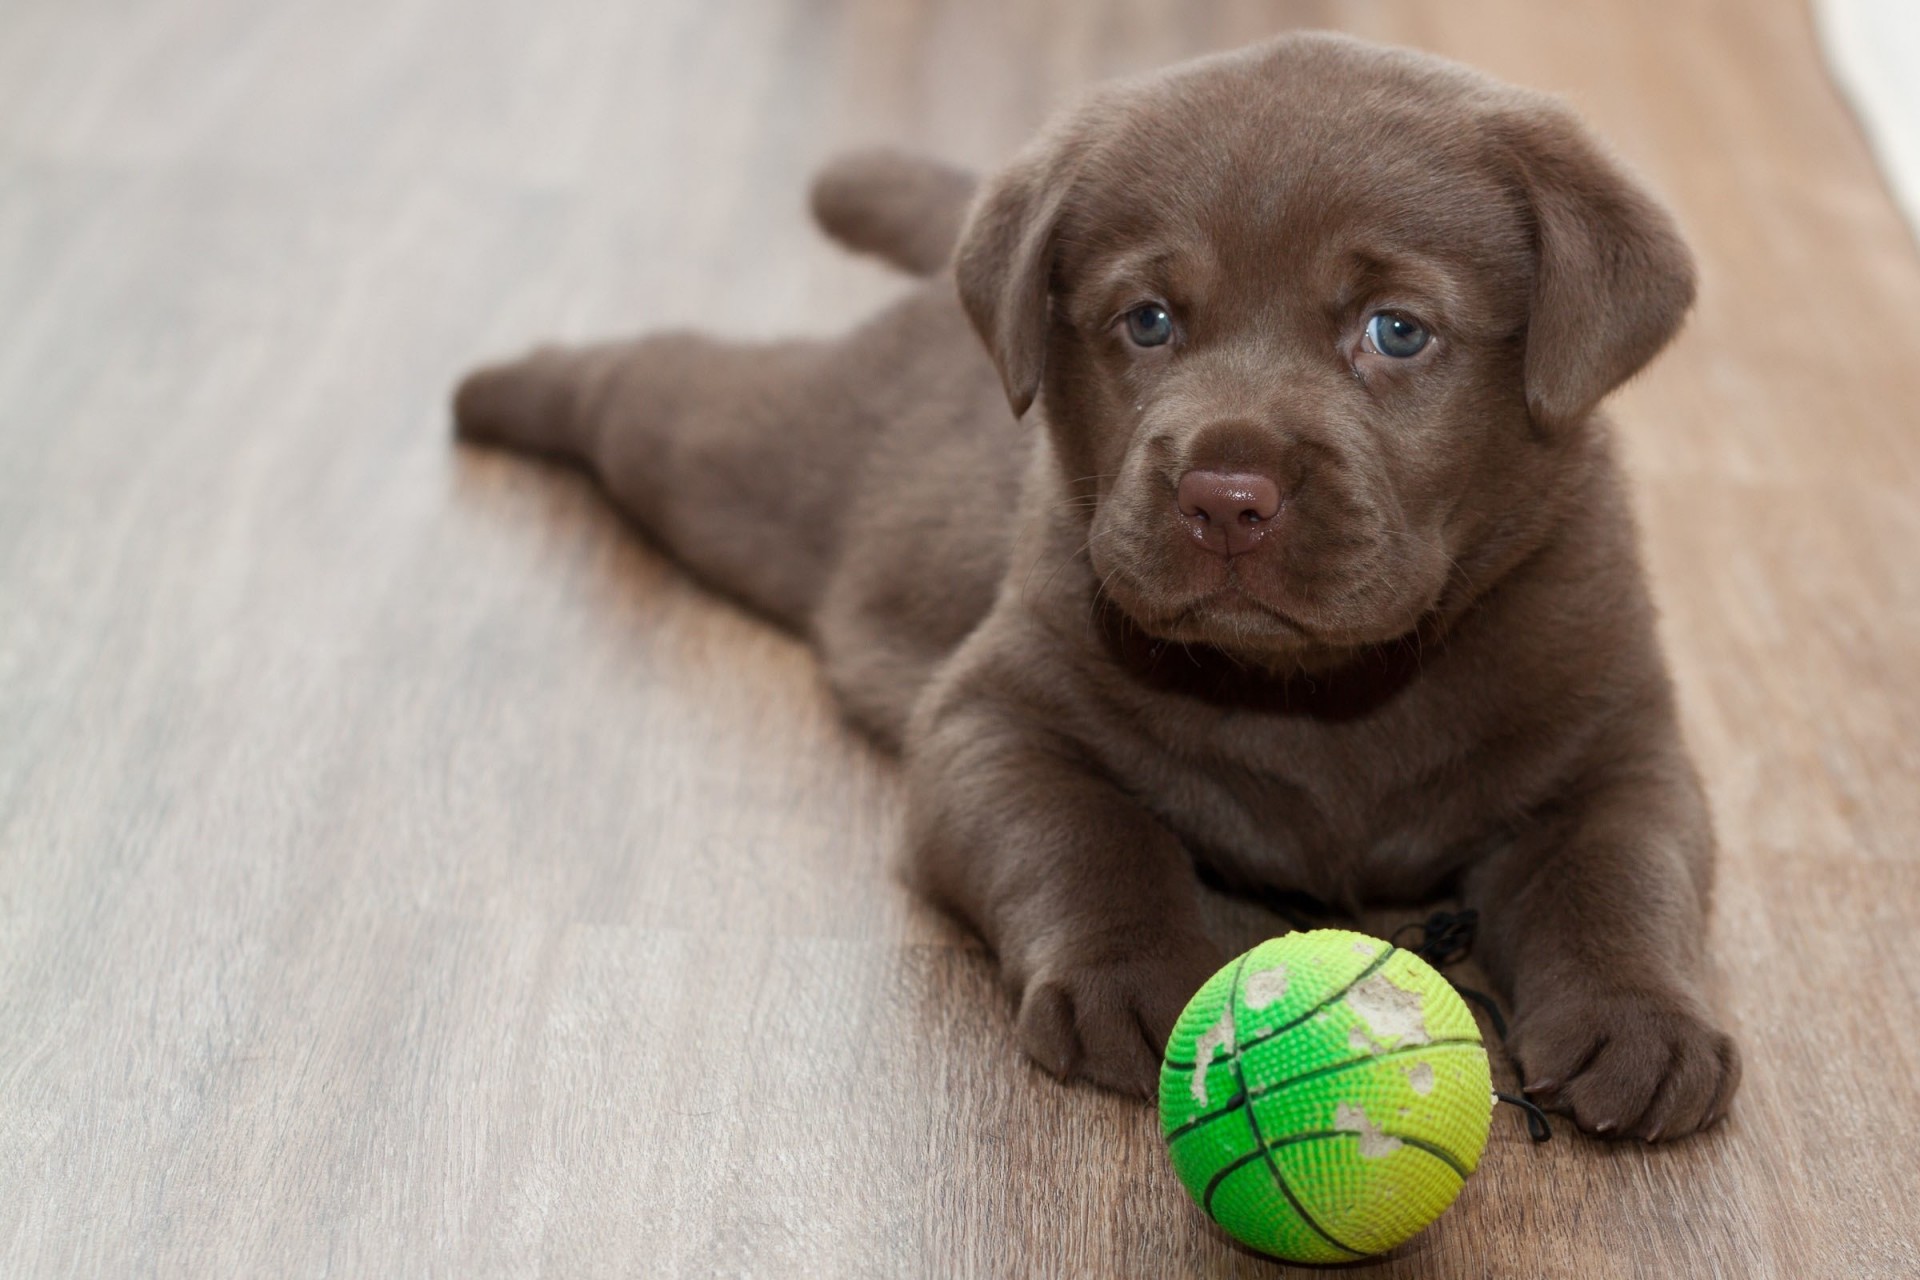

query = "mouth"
[1176,584,1316,636]
[1102,568,1322,647]
[1100,561,1439,660]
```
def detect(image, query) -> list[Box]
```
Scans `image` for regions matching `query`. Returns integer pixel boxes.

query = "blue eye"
[1124,303,1174,347]
[1366,311,1430,358]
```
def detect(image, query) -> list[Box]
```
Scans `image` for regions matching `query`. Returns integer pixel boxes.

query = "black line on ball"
[1164,941,1399,1071]
[1199,1147,1270,1214]
[1165,1038,1485,1144]
[1165,1092,1247,1144]
[1223,951,1368,1259]
[1202,1129,1472,1229]
[1200,1130,1347,1215]
[1396,1135,1474,1181]
[1293,1130,1475,1182]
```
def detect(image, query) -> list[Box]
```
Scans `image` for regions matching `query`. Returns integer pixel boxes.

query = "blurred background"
[1,2,1916,1276]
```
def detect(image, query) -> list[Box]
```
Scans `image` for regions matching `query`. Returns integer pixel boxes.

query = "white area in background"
[1816,0,1920,243]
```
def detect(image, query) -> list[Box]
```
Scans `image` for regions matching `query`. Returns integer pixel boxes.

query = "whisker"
[1086,563,1125,640]
[1020,526,1115,607]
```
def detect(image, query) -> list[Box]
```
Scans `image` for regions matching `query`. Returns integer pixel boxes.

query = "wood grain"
[2,0,1915,1275]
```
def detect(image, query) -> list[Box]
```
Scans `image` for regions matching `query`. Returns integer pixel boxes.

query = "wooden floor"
[3,0,1916,1275]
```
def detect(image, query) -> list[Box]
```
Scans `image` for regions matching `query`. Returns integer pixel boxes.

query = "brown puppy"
[454,33,1740,1141]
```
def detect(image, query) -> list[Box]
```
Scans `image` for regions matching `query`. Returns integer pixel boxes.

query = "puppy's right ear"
[954,135,1079,419]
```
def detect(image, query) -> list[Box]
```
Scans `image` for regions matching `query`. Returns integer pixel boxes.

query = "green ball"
[1159,929,1493,1263]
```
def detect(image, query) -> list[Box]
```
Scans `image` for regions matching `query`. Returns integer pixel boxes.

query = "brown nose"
[1176,469,1282,556]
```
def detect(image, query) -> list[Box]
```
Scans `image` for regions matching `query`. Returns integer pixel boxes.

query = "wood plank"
[1,0,1913,1274]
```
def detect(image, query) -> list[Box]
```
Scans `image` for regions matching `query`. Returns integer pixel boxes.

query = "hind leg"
[454,332,865,629]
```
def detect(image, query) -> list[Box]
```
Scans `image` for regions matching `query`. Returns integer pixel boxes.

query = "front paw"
[1014,937,1225,1099]
[1512,988,1740,1141]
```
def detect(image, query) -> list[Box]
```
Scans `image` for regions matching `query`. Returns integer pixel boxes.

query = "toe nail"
[1594,1121,1615,1133]
[1523,1080,1557,1095]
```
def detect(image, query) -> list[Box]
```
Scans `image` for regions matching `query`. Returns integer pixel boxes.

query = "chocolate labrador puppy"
[454,33,1739,1141]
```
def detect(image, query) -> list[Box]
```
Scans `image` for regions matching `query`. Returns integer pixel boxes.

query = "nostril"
[1176,470,1283,524]
[1176,469,1283,557]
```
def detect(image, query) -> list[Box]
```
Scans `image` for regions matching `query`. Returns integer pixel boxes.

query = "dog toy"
[1160,929,1493,1262]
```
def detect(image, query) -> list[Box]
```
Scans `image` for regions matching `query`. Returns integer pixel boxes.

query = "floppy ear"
[953,134,1079,419]
[1501,103,1697,431]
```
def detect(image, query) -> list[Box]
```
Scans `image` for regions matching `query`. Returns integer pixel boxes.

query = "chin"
[1103,579,1301,657]
[1107,573,1439,669]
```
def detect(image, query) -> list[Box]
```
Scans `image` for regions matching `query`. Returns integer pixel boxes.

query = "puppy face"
[957,35,1695,664]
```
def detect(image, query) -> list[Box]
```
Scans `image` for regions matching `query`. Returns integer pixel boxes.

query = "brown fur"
[453,33,1739,1141]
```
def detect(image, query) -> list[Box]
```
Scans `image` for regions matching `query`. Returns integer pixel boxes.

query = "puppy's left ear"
[1501,101,1696,431]
[953,128,1082,419]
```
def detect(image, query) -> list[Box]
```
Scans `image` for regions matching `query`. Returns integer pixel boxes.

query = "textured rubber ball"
[1160,929,1493,1263]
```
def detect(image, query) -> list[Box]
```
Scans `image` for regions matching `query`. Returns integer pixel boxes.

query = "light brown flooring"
[2,0,1916,1276]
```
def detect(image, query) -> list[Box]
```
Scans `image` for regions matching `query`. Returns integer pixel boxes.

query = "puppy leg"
[1464,750,1740,1141]
[905,679,1225,1097]
[454,335,865,629]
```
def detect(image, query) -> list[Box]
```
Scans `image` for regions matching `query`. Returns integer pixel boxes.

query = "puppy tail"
[810,149,978,277]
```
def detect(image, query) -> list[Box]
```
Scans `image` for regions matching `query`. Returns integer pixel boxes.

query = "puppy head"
[955,34,1694,664]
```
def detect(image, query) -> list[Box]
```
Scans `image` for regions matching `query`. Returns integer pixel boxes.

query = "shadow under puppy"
[455,32,1739,1142]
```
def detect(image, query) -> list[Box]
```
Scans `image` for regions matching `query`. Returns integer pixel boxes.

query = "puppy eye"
[1124,303,1175,348]
[1365,311,1430,358]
